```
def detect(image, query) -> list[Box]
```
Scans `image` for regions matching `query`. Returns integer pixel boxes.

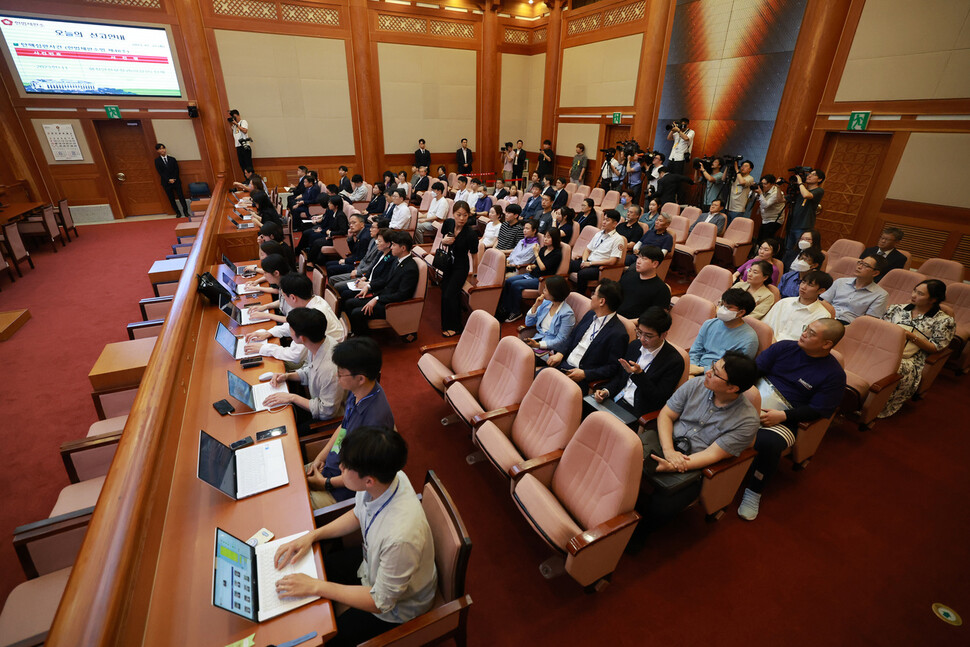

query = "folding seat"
[680,205,702,228]
[55,198,79,241]
[568,225,600,263]
[836,316,906,430]
[442,336,535,429]
[670,265,733,308]
[520,243,570,303]
[822,238,865,272]
[826,256,858,280]
[667,294,715,352]
[365,259,428,342]
[667,214,688,244]
[564,182,578,194]
[462,248,505,316]
[879,269,926,305]
[588,187,605,206]
[715,218,755,267]
[576,184,591,197]
[743,315,774,356]
[660,202,680,218]
[944,283,970,375]
[418,310,501,395]
[673,221,717,275]
[600,190,620,210]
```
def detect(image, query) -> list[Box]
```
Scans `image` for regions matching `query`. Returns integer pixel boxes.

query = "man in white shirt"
[273,426,436,646]
[243,273,343,369]
[453,176,471,204]
[228,109,252,173]
[388,189,411,230]
[569,209,625,294]
[665,117,694,176]
[341,174,369,203]
[762,270,835,342]
[415,181,448,244]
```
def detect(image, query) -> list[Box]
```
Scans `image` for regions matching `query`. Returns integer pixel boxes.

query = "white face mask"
[790,258,811,272]
[716,306,738,322]
[797,239,812,250]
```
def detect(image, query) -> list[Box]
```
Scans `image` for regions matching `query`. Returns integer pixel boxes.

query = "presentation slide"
[0,15,181,97]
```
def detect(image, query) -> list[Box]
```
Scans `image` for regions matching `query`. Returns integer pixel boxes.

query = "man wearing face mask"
[777,247,825,298]
[688,288,759,376]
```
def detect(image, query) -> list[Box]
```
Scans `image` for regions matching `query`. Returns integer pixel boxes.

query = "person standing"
[456,138,473,175]
[536,139,555,179]
[665,117,694,176]
[154,143,188,218]
[570,143,588,186]
[228,109,252,173]
[512,139,527,188]
[785,168,825,252]
[414,138,431,169]
[438,201,480,337]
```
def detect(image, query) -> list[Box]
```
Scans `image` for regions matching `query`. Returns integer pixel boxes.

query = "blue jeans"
[501,273,539,315]
[726,210,747,224]
[786,228,805,255]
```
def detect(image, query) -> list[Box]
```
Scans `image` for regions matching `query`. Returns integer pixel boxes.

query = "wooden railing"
[46,177,226,647]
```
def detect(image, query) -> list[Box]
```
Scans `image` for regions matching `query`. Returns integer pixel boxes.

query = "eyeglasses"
[856,260,875,270]
[707,366,729,382]
[636,329,658,340]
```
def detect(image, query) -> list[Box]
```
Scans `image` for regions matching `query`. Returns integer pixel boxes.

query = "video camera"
[692,155,720,171]
[789,166,813,179]
[665,120,688,132]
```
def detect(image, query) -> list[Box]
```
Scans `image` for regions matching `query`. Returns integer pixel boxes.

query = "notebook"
[223,255,257,277]
[215,320,258,360]
[212,527,319,623]
[219,296,270,327]
[227,369,288,413]
[197,430,288,500]
[583,394,638,426]
[218,269,259,297]
[756,377,792,412]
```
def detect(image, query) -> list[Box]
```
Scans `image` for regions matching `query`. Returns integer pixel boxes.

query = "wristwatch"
[325,477,334,492]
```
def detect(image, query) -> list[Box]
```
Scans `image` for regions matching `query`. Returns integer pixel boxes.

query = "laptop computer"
[583,394,638,426]
[215,320,260,360]
[197,430,289,500]
[212,527,319,623]
[219,269,260,297]
[219,295,270,327]
[223,255,257,277]
[227,369,288,412]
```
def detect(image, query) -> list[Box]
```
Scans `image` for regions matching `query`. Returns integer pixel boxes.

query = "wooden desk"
[219,193,261,262]
[88,337,157,391]
[148,257,187,285]
[0,200,43,226]
[175,220,201,237]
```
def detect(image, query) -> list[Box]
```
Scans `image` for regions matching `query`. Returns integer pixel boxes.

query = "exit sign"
[105,105,121,119]
[612,112,622,124]
[847,110,871,131]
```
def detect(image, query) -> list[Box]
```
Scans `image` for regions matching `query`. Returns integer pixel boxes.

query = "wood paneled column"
[631,0,676,147]
[540,1,565,145]
[348,0,383,180]
[762,0,853,174]
[479,6,501,175]
[172,0,230,180]
[0,79,47,203]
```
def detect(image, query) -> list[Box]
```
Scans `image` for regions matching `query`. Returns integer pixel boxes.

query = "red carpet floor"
[2,222,969,645]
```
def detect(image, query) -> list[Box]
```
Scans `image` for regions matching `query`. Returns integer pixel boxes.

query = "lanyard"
[363,482,400,546]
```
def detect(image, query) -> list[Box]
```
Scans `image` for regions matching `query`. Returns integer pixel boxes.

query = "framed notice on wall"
[43,123,84,161]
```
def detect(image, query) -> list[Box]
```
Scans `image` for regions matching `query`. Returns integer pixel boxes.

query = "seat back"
[512,369,583,461]
[565,292,592,323]
[421,471,472,602]
[495,199,509,211]
[947,282,970,328]
[823,239,865,271]
[312,268,326,297]
[475,248,505,289]
[576,184,591,197]
[616,314,638,343]
[684,221,716,252]
[601,190,620,210]
[565,182,578,194]
[478,336,535,412]
[685,265,733,304]
[721,217,753,245]
[570,225,600,258]
[742,316,773,356]
[418,191,433,212]
[567,192,585,211]
[58,198,75,230]
[412,257,429,300]
[3,222,30,260]
[668,294,716,350]
[553,243,571,275]
[899,249,912,270]
[452,310,501,375]
[919,258,965,284]
[588,187,605,206]
[188,181,211,198]
[670,343,690,388]
[879,269,926,305]
[826,256,858,280]
[448,172,459,190]
[681,206,702,227]
[553,412,642,531]
[668,215,689,244]
[661,202,681,217]
[835,316,906,386]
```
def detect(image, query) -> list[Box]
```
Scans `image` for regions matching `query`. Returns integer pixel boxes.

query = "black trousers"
[568,258,600,295]
[347,297,388,336]
[236,145,253,173]
[161,180,187,217]
[746,427,793,495]
[324,547,399,647]
[439,263,469,332]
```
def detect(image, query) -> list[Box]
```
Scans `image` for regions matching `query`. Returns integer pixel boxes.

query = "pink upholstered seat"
[836,316,906,429]
[660,202,680,218]
[826,255,858,280]
[418,310,501,395]
[945,283,970,374]
[0,567,73,646]
[366,259,428,342]
[879,269,926,306]
[919,258,965,284]
[681,206,702,227]
[588,187,605,206]
[600,190,620,210]
[521,243,571,302]
[668,294,716,351]
[668,214,688,244]
[569,225,600,260]
[715,218,755,267]
[674,221,717,274]
[822,238,865,272]
[743,315,774,356]
[463,248,505,315]
[444,336,535,428]
[670,265,733,308]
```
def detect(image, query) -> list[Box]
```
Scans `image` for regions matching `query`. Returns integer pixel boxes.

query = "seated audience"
[862,227,908,282]
[639,198,661,229]
[781,228,821,271]
[615,206,645,255]
[336,228,393,300]
[290,175,321,226]
[820,254,888,323]
[879,279,955,418]
[273,426,436,647]
[535,194,554,234]
[496,204,524,254]
[575,198,597,229]
[493,178,509,201]
[520,184,544,221]
[689,197,726,236]
[522,275,575,357]
[410,166,430,205]
[415,181,448,244]
[550,176,569,210]
[500,227,563,322]
[506,219,539,274]
[336,165,352,193]
[543,279,628,393]
[285,165,309,209]
[762,270,834,342]
[362,182,386,217]
[453,176,470,203]
[263,308,343,432]
[325,213,371,277]
[777,247,824,298]
[632,212,674,260]
[569,209,624,294]
[555,206,575,243]
[340,174,368,203]
[738,319,847,521]
[386,189,411,230]
[330,220,387,290]
[481,205,503,248]
[345,231,419,336]
[734,260,776,320]
[688,288,759,375]
[734,238,782,285]
[296,195,343,257]
[505,184,520,204]
[617,245,671,318]
[243,253,287,304]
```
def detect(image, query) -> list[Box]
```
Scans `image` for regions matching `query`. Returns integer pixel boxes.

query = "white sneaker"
[738,489,761,521]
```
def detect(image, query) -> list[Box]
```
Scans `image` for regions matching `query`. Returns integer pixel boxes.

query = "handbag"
[197,272,233,305]
[432,245,454,272]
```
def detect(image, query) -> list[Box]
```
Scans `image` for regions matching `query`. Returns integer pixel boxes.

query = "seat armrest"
[637,409,662,428]
[312,498,356,529]
[358,595,473,647]
[925,348,952,365]
[299,418,342,463]
[509,449,564,485]
[60,433,122,483]
[566,511,640,556]
[466,283,502,293]
[464,276,479,289]
[419,340,460,355]
[470,404,520,430]
[14,506,95,578]
[443,368,486,388]
[868,373,902,393]
[702,447,757,478]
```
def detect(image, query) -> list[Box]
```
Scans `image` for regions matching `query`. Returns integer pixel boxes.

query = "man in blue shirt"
[688,288,759,376]
[738,319,846,521]
[305,337,394,508]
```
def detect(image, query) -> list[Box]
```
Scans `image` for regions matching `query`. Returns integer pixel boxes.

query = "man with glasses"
[591,306,684,423]
[820,254,888,324]
[688,288,759,376]
[626,350,760,552]
[861,227,907,282]
[303,337,394,509]
[738,319,846,521]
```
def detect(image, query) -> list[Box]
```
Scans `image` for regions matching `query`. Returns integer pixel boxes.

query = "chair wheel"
[584,574,612,594]
[539,556,565,580]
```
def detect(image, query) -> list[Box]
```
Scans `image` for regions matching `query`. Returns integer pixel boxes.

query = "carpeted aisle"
[1,223,969,645]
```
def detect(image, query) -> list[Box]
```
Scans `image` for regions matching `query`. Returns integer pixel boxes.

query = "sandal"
[442,330,457,338]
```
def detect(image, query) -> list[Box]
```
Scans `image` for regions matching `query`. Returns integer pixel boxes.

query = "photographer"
[786,168,825,252]
[228,109,252,174]
[665,117,694,175]
[754,174,785,241]
[607,147,626,191]
[727,159,756,224]
[536,139,555,179]
[501,142,515,181]
[626,149,644,204]
[647,152,665,196]
[697,157,724,212]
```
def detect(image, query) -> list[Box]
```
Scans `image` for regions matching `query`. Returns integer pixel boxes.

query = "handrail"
[46,177,226,647]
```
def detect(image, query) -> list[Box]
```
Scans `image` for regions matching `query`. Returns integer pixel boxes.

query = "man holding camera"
[665,117,694,176]
[697,157,724,213]
[726,159,756,223]
[607,148,626,191]
[228,109,252,174]
[786,168,825,251]
[626,149,644,204]
[536,140,555,179]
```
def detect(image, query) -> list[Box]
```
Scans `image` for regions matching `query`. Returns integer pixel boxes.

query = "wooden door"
[95,120,167,217]
[815,132,892,246]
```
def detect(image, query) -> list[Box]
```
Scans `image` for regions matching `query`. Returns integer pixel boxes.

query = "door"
[95,120,167,217]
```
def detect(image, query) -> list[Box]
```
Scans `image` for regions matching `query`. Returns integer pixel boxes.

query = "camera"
[692,155,720,171]
[618,139,643,158]
[665,120,687,132]
[227,116,235,123]
[238,137,253,148]
[789,166,812,174]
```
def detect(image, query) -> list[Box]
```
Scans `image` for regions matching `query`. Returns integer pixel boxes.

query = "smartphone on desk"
[256,426,287,442]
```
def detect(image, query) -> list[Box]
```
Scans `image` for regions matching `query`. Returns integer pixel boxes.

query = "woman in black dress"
[439,200,480,337]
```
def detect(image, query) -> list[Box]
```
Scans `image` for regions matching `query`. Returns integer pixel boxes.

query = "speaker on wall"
[187,105,199,118]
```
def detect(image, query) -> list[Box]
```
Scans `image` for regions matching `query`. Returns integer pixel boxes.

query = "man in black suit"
[512,140,526,188]
[456,138,473,175]
[544,279,628,393]
[154,143,188,218]
[592,306,684,422]
[536,139,555,179]
[410,166,430,205]
[654,166,693,207]
[346,230,420,336]
[551,177,569,210]
[862,227,908,282]
[336,166,353,194]
[493,179,509,201]
[414,139,431,169]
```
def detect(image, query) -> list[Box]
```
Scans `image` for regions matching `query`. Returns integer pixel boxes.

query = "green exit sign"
[847,110,871,131]
[612,112,622,124]
[105,105,121,119]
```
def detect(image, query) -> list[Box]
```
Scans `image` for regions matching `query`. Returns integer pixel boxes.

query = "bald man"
[737,319,846,522]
